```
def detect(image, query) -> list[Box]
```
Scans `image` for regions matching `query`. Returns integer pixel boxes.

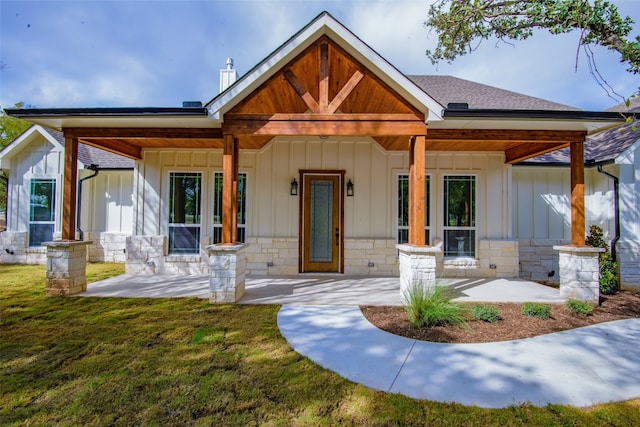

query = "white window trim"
[442,173,477,258]
[165,170,206,254]
[28,177,58,247]
[212,171,249,244]
[395,172,431,244]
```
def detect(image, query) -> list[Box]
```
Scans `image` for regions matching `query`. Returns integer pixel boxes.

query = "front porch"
[80,274,566,305]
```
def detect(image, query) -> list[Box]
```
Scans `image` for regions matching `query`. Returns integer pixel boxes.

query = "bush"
[471,304,501,323]
[404,283,468,328]
[522,302,551,319]
[565,299,594,316]
[586,224,618,295]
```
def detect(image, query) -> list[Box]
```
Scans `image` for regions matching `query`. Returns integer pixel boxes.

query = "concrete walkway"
[278,305,640,408]
[82,275,565,305]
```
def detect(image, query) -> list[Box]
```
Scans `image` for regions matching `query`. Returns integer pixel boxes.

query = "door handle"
[335,228,339,245]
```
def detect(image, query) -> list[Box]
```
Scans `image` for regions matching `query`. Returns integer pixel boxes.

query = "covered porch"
[80,274,566,305]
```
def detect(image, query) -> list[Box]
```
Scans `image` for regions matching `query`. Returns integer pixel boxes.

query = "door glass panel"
[310,180,333,262]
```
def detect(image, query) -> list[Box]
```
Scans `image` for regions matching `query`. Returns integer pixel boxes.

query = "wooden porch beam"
[327,70,364,114]
[505,142,570,164]
[80,139,143,160]
[221,134,239,244]
[62,136,79,240]
[224,118,427,136]
[426,129,587,143]
[570,141,586,246]
[408,135,426,246]
[283,70,320,113]
[64,127,223,139]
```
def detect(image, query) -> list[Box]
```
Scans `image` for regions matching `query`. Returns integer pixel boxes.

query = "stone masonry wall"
[518,239,567,283]
[439,239,519,279]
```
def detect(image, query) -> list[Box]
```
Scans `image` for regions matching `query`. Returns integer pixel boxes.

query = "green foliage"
[425,0,640,74]
[522,302,552,319]
[0,102,30,148]
[565,299,594,316]
[471,304,501,323]
[0,103,31,211]
[404,283,468,328]
[2,264,640,424]
[586,224,619,294]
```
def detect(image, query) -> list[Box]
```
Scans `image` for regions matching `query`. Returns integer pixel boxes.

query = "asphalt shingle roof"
[408,75,580,111]
[524,98,639,164]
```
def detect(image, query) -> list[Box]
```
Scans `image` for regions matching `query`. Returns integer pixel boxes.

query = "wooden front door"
[300,172,344,273]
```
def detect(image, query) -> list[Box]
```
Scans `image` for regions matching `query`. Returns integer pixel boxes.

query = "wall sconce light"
[346,179,354,196]
[290,178,298,196]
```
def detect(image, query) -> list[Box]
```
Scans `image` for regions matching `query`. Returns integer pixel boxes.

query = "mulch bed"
[361,290,640,343]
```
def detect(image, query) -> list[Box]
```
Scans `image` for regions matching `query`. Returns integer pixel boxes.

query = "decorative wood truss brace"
[59,37,588,248]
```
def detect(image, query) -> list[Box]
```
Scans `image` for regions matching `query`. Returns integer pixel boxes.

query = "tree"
[425,0,640,75]
[0,102,31,213]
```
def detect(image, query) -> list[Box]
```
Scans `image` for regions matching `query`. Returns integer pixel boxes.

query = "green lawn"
[1,263,639,426]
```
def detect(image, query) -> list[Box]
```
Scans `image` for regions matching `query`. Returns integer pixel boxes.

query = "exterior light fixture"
[290,178,298,196]
[346,179,354,196]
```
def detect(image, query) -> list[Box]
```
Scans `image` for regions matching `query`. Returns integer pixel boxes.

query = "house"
[3,12,628,301]
[0,125,134,264]
[513,98,640,288]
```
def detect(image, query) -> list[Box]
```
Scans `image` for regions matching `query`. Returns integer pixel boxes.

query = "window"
[443,175,476,257]
[212,172,247,243]
[169,172,201,254]
[29,179,56,246]
[397,175,430,244]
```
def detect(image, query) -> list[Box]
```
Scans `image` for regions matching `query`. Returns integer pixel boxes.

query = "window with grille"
[212,172,246,244]
[397,175,430,244]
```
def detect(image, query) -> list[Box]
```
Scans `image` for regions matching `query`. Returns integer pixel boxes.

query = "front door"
[300,171,344,273]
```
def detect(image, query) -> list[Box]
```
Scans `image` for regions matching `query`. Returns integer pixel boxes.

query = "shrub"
[471,304,501,323]
[522,302,551,319]
[404,283,468,328]
[565,299,594,316]
[586,224,618,295]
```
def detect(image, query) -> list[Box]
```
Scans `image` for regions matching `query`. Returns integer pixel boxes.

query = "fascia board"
[0,125,64,169]
[207,13,443,122]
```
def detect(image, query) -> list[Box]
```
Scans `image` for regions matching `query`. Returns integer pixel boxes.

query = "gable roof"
[0,126,134,169]
[206,11,444,122]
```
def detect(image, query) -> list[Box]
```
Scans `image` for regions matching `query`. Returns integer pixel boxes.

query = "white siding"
[135,140,510,244]
[81,171,134,234]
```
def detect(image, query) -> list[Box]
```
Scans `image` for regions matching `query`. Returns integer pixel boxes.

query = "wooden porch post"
[222,134,238,243]
[62,135,79,240]
[408,135,426,246]
[570,141,586,246]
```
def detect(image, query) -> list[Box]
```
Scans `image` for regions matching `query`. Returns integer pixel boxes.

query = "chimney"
[219,57,238,93]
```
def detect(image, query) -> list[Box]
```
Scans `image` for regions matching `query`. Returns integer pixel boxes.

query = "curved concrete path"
[278,305,640,408]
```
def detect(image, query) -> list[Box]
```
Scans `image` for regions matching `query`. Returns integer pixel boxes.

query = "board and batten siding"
[8,138,63,233]
[512,166,615,240]
[134,137,511,243]
[81,171,134,234]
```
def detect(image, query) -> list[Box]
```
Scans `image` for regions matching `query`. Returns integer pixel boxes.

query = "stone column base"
[206,243,248,303]
[396,244,441,304]
[554,245,605,302]
[45,240,92,296]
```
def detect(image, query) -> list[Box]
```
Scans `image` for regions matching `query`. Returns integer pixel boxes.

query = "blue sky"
[1,0,638,111]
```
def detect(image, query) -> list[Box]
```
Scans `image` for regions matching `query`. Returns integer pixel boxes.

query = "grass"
[2,264,640,425]
[404,283,468,328]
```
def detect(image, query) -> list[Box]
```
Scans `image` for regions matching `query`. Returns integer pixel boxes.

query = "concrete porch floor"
[81,275,566,305]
